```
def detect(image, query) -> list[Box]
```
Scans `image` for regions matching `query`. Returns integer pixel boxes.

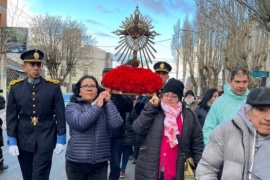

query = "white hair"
[244,104,252,112]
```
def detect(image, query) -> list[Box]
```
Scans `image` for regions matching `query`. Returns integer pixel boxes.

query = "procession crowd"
[0,49,269,180]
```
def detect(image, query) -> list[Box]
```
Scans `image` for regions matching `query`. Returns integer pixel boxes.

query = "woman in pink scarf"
[132,78,204,180]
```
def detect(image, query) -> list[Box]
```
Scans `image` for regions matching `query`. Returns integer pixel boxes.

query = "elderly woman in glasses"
[132,78,204,180]
[65,75,123,180]
[196,87,270,180]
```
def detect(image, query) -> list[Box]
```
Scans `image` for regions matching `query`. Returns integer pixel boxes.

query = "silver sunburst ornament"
[112,5,160,68]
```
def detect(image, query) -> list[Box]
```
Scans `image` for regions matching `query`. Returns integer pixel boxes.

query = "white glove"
[9,145,19,156]
[54,143,65,154]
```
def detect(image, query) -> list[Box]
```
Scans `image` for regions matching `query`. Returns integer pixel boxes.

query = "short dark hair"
[229,68,248,81]
[70,75,101,102]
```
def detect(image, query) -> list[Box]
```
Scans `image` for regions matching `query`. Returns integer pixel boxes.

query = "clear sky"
[8,0,195,70]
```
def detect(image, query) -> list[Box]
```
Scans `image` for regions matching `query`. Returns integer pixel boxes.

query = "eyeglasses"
[28,62,42,67]
[80,84,97,90]
[163,93,178,99]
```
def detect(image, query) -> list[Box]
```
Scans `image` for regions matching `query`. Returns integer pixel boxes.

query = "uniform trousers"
[18,147,53,180]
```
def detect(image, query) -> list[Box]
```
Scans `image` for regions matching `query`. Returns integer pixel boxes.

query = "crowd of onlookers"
[2,49,270,180]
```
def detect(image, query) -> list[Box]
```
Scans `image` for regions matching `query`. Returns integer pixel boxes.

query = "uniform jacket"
[196,114,250,180]
[65,98,123,163]
[203,83,249,144]
[132,102,204,180]
[6,77,66,153]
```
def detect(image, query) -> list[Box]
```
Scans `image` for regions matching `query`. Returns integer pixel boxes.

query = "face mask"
[185,97,194,105]
[207,102,212,107]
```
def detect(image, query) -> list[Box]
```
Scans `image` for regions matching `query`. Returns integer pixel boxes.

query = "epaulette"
[45,78,59,84]
[9,79,23,86]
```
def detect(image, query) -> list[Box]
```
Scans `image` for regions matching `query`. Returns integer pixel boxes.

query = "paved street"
[0,111,135,180]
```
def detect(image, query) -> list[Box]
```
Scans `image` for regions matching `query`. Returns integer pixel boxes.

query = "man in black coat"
[0,92,8,171]
[6,49,66,180]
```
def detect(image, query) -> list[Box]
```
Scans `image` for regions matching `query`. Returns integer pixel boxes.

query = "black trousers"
[0,148,3,163]
[66,160,108,180]
[109,137,124,180]
[18,148,53,180]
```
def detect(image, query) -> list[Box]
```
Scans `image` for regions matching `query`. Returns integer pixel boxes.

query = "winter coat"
[196,114,250,179]
[65,98,123,164]
[132,102,204,180]
[124,108,138,146]
[109,94,133,137]
[197,108,270,180]
[193,106,209,127]
[203,83,249,144]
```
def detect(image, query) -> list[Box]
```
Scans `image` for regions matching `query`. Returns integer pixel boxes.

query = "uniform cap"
[247,87,270,107]
[153,62,172,73]
[20,49,44,63]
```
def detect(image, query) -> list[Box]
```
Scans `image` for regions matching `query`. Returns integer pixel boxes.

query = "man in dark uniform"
[153,61,172,87]
[6,49,66,180]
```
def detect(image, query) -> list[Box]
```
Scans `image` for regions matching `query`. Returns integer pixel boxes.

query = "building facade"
[0,0,7,27]
[55,46,113,93]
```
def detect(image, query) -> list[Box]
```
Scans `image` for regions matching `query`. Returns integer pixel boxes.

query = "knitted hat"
[247,87,270,107]
[162,78,184,99]
[185,90,196,98]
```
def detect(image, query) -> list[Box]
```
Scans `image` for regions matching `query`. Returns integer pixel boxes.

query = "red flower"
[102,65,162,94]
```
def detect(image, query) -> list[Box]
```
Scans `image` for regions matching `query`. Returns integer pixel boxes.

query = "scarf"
[161,101,182,148]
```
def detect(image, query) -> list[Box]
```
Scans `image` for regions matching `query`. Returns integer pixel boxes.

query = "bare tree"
[29,14,95,85]
[7,0,27,27]
[195,0,267,88]
[236,0,270,32]
[180,16,198,94]
[171,19,182,80]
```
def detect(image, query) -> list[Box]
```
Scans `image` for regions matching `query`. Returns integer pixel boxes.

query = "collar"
[27,77,41,85]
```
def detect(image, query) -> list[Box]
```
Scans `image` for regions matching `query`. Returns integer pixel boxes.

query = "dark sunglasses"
[28,62,42,67]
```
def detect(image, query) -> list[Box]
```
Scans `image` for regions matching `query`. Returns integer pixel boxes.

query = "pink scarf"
[161,101,182,148]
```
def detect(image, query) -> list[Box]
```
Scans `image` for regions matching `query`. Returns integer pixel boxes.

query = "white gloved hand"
[9,145,19,156]
[54,143,65,154]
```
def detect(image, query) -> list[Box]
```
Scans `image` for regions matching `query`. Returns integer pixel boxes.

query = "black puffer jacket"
[132,102,204,180]
[193,106,209,127]
[124,108,138,146]
[109,95,133,137]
